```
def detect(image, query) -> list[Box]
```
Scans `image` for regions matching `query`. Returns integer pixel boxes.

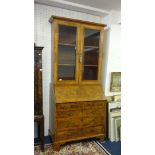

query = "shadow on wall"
[49,82,54,136]
[102,28,110,93]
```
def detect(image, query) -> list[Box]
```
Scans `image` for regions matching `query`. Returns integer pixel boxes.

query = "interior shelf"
[59,43,76,47]
[58,64,75,66]
[83,65,98,67]
[84,45,99,49]
[58,44,98,49]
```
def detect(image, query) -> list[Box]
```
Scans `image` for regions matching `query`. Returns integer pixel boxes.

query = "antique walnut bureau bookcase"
[49,16,107,151]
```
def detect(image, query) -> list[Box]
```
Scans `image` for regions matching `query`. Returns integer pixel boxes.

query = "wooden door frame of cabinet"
[79,24,104,85]
[52,18,105,85]
[53,19,80,85]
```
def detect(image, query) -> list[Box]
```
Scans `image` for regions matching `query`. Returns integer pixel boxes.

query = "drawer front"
[83,108,105,117]
[56,110,82,118]
[57,102,82,111]
[83,126,104,136]
[57,117,82,129]
[83,116,104,126]
[83,101,105,109]
[55,129,79,141]
[55,126,104,141]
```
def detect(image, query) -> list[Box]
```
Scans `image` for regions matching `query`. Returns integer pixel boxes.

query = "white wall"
[102,24,121,96]
[34,3,103,136]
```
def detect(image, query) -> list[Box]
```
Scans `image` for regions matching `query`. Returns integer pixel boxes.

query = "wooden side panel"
[53,20,58,84]
[98,29,104,84]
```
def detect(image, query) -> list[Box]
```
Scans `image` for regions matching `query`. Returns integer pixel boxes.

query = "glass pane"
[58,45,75,65]
[83,66,98,80]
[58,66,75,80]
[82,29,100,80]
[58,25,77,80]
[83,29,100,47]
[59,25,76,45]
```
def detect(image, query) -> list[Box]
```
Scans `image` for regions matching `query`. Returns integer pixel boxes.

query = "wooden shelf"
[83,65,98,67]
[59,43,76,47]
[58,64,75,66]
[84,45,99,49]
[84,46,99,52]
[58,44,98,49]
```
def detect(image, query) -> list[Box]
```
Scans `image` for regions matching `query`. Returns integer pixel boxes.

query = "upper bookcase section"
[49,16,106,85]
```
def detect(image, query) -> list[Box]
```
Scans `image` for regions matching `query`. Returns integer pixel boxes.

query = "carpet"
[34,140,109,155]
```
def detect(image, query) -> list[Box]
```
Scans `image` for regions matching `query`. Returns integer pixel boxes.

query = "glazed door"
[54,20,80,84]
[79,25,104,84]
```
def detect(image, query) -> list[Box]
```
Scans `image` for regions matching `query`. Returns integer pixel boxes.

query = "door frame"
[53,19,80,85]
[79,24,104,85]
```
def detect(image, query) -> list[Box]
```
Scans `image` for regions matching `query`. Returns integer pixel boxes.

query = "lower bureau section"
[53,100,107,151]
[55,126,104,141]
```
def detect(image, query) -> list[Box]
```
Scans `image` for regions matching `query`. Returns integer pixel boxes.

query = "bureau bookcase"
[49,16,107,151]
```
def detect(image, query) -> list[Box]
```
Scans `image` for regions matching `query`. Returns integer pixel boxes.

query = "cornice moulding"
[34,0,109,17]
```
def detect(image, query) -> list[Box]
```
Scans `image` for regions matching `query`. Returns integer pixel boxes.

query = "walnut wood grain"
[55,126,104,141]
[54,85,106,103]
[83,100,105,109]
[56,117,83,129]
[50,16,107,151]
[53,100,107,150]
[56,110,82,118]
[56,102,83,110]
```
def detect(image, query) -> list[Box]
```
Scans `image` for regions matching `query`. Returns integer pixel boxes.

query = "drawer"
[83,116,104,126]
[56,117,82,129]
[55,129,80,141]
[83,101,105,109]
[56,110,82,118]
[55,126,104,141]
[83,108,105,117]
[57,102,82,111]
[83,126,104,136]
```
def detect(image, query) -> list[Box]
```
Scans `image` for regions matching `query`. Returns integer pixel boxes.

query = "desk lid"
[54,85,106,103]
